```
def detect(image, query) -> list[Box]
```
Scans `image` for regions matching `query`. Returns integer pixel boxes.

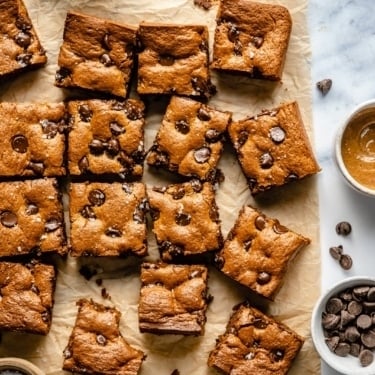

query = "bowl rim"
[311,276,375,375]
[0,357,44,375]
[335,99,375,197]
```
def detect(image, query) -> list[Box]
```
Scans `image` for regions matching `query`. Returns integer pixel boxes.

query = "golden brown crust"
[212,0,292,80]
[0,178,66,257]
[67,99,145,178]
[146,96,231,180]
[69,182,148,257]
[228,101,321,195]
[0,0,47,79]
[63,299,145,375]
[137,22,213,98]
[148,181,223,262]
[55,11,137,97]
[215,205,310,300]
[208,303,304,375]
[0,102,66,177]
[139,262,209,335]
[0,261,56,335]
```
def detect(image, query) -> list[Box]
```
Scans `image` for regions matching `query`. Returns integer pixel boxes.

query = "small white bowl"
[0,358,44,375]
[335,99,375,197]
[311,276,375,375]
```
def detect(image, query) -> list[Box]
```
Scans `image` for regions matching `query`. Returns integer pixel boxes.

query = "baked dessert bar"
[208,302,304,375]
[0,178,66,257]
[215,205,310,300]
[139,262,209,335]
[0,261,56,335]
[69,182,148,257]
[67,99,145,179]
[63,298,145,375]
[212,0,292,80]
[148,180,222,262]
[228,101,320,195]
[55,11,137,98]
[0,102,66,177]
[0,0,47,80]
[146,96,231,180]
[137,22,214,98]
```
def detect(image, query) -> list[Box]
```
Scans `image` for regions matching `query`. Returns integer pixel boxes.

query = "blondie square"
[148,180,222,262]
[0,0,47,80]
[63,299,145,375]
[0,102,66,177]
[0,261,56,335]
[69,182,148,257]
[146,96,231,180]
[215,205,310,300]
[137,22,214,98]
[55,11,137,98]
[208,302,304,375]
[0,178,66,258]
[228,101,320,195]
[67,99,145,179]
[139,262,209,335]
[212,0,292,80]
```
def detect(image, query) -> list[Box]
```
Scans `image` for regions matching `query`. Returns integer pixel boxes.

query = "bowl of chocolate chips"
[312,277,375,374]
[0,358,44,375]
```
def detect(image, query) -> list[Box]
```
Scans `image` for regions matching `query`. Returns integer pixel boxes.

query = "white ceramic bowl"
[335,99,375,197]
[0,358,44,375]
[311,276,375,375]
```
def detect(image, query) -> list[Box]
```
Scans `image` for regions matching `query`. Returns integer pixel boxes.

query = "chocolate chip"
[107,138,120,155]
[271,349,284,362]
[253,318,267,329]
[15,31,31,48]
[15,17,31,31]
[237,130,248,147]
[78,156,89,172]
[11,134,28,153]
[335,342,350,357]
[27,161,44,175]
[341,310,356,327]
[348,301,363,316]
[197,107,211,121]
[209,205,220,222]
[81,205,96,220]
[215,254,225,269]
[175,119,190,134]
[96,334,107,346]
[359,349,374,367]
[257,271,271,285]
[350,343,361,357]
[205,129,221,143]
[191,179,203,192]
[110,121,125,135]
[336,221,352,236]
[357,314,372,330]
[326,336,340,352]
[361,331,375,349]
[16,53,32,67]
[89,139,105,155]
[40,119,60,139]
[340,254,353,270]
[228,24,239,43]
[122,183,133,194]
[0,211,17,228]
[175,212,191,226]
[168,244,184,258]
[191,76,208,96]
[322,313,340,330]
[152,149,169,167]
[285,173,299,182]
[269,126,286,144]
[45,218,61,232]
[354,286,370,298]
[259,152,274,169]
[105,227,122,237]
[172,187,185,200]
[233,40,242,56]
[272,221,288,234]
[329,245,343,261]
[88,189,106,206]
[25,203,38,215]
[159,55,175,66]
[252,36,264,48]
[133,202,146,224]
[368,287,375,302]
[364,302,375,314]
[124,102,143,121]
[79,104,92,122]
[316,79,332,96]
[326,298,344,314]
[55,67,70,83]
[255,215,266,230]
[102,33,111,50]
[345,326,360,343]
[194,147,211,163]
[100,53,112,66]
[243,238,252,251]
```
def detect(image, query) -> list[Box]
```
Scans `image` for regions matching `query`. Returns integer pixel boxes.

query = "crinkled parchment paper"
[0,0,320,374]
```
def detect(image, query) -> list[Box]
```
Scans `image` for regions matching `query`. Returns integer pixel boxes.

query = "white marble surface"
[309,1,375,374]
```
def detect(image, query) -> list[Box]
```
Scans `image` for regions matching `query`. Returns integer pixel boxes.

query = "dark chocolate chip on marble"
[105,227,122,237]
[100,53,113,66]
[81,205,96,220]
[79,104,92,122]
[159,55,175,66]
[359,349,374,367]
[109,121,125,135]
[15,31,31,48]
[335,342,351,357]
[255,215,266,231]
[78,156,89,172]
[316,78,332,96]
[329,245,343,261]
[88,189,106,206]
[89,139,105,155]
[27,161,44,175]
[175,119,190,134]
[340,254,353,270]
[326,298,344,314]
[0,211,18,228]
[269,126,286,144]
[357,314,372,330]
[256,271,271,285]
[175,212,191,226]
[25,203,38,215]
[197,107,211,121]
[16,52,32,67]
[194,147,211,163]
[96,334,107,346]
[259,152,274,169]
[336,221,352,236]
[55,67,70,83]
[45,218,61,232]
[11,134,28,153]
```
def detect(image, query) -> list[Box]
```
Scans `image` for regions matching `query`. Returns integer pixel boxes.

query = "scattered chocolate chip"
[79,104,92,122]
[272,221,288,234]
[197,107,211,121]
[256,271,271,285]
[55,67,70,83]
[124,102,143,121]
[100,53,112,66]
[285,173,299,183]
[159,54,175,66]
[243,238,252,251]
[329,245,343,261]
[15,17,31,31]
[340,254,353,270]
[96,334,107,346]
[205,129,221,143]
[81,205,96,220]
[0,211,18,228]
[27,161,44,175]
[175,119,190,134]
[133,202,146,224]
[78,156,89,172]
[316,78,332,96]
[15,31,31,48]
[359,349,374,367]
[336,221,352,236]
[45,218,61,232]
[252,36,264,48]
[175,212,191,226]
[259,152,274,169]
[191,76,208,96]
[89,139,105,155]
[271,348,284,362]
[254,215,266,231]
[16,52,32,67]
[172,187,185,200]
[88,189,106,206]
[25,203,38,215]
[107,138,120,155]
[11,134,28,153]
[105,227,122,237]
[269,126,286,144]
[194,147,211,163]
[110,121,125,135]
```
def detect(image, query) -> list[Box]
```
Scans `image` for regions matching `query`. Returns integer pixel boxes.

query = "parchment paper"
[0,0,320,374]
